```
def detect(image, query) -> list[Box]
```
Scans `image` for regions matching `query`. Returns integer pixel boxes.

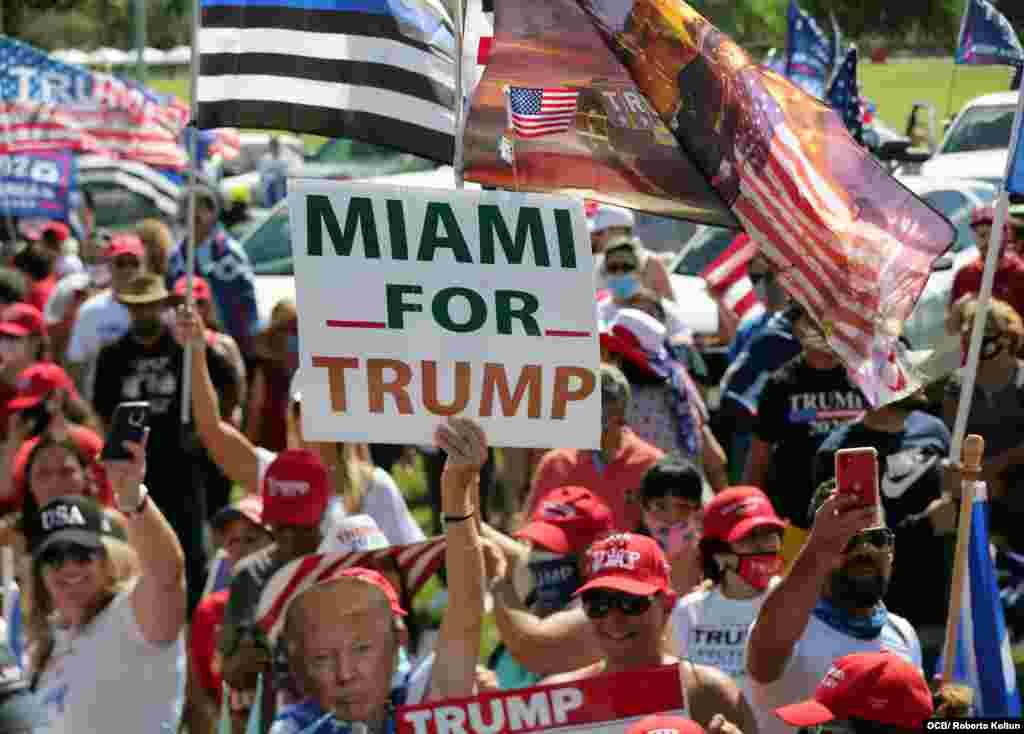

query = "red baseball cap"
[774,652,934,728]
[575,532,671,597]
[261,449,329,527]
[626,715,705,734]
[41,221,70,244]
[105,233,145,260]
[514,486,613,556]
[7,363,79,412]
[701,486,785,544]
[173,275,212,303]
[0,303,46,338]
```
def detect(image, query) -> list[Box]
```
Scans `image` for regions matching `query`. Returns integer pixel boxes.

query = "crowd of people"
[0,191,1009,733]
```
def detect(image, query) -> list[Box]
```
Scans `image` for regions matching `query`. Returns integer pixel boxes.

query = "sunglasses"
[38,542,103,570]
[581,589,654,619]
[844,527,895,554]
[605,262,637,275]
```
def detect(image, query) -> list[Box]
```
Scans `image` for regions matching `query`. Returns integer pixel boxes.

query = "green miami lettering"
[478,205,550,267]
[417,202,472,263]
[306,194,379,258]
[554,208,577,268]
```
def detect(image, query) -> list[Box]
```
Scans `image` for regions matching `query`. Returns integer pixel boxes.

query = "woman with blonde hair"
[175,304,423,546]
[23,433,187,731]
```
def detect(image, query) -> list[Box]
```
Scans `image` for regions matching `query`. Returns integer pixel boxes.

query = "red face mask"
[734,553,784,590]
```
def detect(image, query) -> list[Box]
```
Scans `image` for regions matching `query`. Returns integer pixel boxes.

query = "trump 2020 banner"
[0,151,77,220]
[289,180,601,449]
[397,665,685,734]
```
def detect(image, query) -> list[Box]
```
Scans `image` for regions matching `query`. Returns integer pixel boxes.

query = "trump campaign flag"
[826,46,864,145]
[784,0,834,99]
[197,0,460,163]
[1006,92,1024,195]
[955,0,1024,67]
[0,36,188,169]
[948,481,1022,717]
[0,151,77,221]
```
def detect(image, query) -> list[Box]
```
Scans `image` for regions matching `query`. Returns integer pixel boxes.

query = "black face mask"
[14,247,52,281]
[132,317,163,342]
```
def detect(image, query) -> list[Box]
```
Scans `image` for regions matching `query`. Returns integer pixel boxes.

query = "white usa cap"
[319,514,390,554]
[589,204,635,234]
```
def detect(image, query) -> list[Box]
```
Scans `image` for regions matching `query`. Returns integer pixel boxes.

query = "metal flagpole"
[941,85,1024,676]
[946,0,970,123]
[181,0,201,427]
[453,0,466,190]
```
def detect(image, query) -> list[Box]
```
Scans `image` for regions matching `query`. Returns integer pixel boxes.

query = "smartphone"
[834,447,880,509]
[100,402,150,461]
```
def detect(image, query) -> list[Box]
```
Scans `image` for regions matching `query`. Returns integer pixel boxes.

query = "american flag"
[619,5,956,407]
[255,538,447,644]
[507,87,579,138]
[701,233,764,323]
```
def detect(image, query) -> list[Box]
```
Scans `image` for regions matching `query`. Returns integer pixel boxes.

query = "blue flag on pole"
[948,483,1023,717]
[784,0,834,99]
[0,151,77,221]
[826,46,863,145]
[955,0,1024,66]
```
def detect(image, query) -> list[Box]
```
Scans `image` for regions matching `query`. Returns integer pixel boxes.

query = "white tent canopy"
[91,47,131,65]
[142,47,167,64]
[165,46,191,64]
[52,48,91,65]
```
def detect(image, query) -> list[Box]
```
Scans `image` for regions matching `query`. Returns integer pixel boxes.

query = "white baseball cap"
[589,204,635,234]
[318,514,390,554]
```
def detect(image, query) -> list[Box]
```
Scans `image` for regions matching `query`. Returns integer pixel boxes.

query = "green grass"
[858,59,1013,132]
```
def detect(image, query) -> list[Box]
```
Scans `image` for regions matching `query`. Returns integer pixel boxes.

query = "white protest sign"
[290,180,601,449]
[396,665,685,734]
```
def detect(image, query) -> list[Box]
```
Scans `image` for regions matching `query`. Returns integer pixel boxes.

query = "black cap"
[28,496,121,560]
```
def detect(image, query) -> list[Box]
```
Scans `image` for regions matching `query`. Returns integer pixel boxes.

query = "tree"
[2,0,83,40]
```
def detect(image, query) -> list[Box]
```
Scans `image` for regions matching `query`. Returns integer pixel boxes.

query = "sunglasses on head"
[38,541,103,570]
[581,589,654,619]
[844,527,895,554]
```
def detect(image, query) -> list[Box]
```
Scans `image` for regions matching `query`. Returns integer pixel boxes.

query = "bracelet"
[443,511,475,523]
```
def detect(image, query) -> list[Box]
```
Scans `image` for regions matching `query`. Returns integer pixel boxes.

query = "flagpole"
[944,64,960,125]
[941,87,1024,679]
[181,0,201,427]
[947,0,970,124]
[453,0,466,190]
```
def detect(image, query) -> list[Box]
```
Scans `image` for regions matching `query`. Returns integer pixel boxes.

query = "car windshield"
[243,205,293,275]
[919,185,997,255]
[672,226,740,276]
[941,104,1016,154]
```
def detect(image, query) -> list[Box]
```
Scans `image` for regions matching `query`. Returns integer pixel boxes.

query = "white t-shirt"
[746,611,922,734]
[66,289,131,400]
[255,448,426,546]
[36,587,186,734]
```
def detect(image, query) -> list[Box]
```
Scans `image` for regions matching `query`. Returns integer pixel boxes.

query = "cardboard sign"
[396,664,685,734]
[290,180,600,448]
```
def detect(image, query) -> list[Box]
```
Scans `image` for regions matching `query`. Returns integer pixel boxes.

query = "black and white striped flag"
[196,0,463,163]
[77,155,182,220]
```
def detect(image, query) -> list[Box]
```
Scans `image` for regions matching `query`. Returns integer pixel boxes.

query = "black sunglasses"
[605,262,637,275]
[38,541,104,570]
[581,589,654,619]
[844,527,895,554]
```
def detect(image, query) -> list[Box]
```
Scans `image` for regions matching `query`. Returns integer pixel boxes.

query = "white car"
[241,165,477,326]
[898,175,998,354]
[916,91,1018,187]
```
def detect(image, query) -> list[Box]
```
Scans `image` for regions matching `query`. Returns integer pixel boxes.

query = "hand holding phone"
[834,447,880,510]
[100,402,151,461]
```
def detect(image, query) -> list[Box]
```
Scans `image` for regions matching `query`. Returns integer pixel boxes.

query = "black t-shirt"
[93,329,235,529]
[813,412,952,628]
[754,355,865,525]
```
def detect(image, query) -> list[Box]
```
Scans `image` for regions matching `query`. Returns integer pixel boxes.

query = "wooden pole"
[941,433,985,683]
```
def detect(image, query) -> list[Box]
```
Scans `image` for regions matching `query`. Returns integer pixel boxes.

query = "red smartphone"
[834,447,880,509]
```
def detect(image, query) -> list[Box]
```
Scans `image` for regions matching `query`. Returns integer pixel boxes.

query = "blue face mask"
[528,553,581,612]
[606,273,639,301]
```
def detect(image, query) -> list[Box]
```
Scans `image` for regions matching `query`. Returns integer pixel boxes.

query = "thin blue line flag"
[826,45,863,145]
[784,0,834,99]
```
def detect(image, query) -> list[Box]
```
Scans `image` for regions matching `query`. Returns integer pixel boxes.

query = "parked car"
[221,137,437,207]
[914,91,1018,187]
[241,165,476,325]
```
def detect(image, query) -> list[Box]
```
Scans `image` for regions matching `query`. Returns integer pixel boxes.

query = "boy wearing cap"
[541,532,757,733]
[488,485,614,688]
[217,449,330,721]
[265,417,487,734]
[66,233,147,400]
[0,303,50,443]
[671,488,784,732]
[773,652,933,733]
